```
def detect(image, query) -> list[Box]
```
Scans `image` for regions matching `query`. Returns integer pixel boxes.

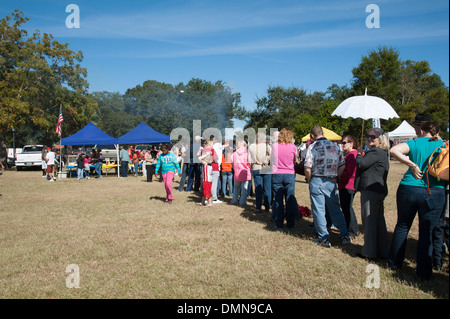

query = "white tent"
[388,120,416,146]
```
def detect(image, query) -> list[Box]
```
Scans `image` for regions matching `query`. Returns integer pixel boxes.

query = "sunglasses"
[341,141,348,145]
[367,134,378,139]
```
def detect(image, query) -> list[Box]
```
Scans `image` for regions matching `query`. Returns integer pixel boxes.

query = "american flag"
[55,106,63,137]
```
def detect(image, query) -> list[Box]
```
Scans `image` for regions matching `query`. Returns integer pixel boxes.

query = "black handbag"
[294,160,305,176]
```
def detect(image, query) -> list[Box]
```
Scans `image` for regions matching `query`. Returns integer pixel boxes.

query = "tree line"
[240,47,449,142]
[0,11,240,162]
[1,10,448,165]
[93,78,241,139]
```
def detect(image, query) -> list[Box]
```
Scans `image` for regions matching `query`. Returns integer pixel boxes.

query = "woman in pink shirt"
[338,135,360,238]
[271,128,299,229]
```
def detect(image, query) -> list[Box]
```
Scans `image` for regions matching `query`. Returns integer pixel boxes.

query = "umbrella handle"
[361,119,365,146]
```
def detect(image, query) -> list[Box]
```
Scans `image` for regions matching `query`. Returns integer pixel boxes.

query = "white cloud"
[43,1,366,40]
[95,20,448,59]
[36,0,448,59]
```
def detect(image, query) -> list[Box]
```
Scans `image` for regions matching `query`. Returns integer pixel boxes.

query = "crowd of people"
[35,113,449,281]
[157,114,447,281]
[71,145,161,180]
[74,148,104,180]
[119,145,161,180]
[40,146,64,181]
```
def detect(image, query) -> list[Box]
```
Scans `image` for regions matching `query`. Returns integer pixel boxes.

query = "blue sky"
[1,0,449,129]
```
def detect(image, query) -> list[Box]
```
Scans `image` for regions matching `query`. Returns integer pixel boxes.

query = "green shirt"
[119,149,129,162]
[155,152,181,174]
[400,137,446,189]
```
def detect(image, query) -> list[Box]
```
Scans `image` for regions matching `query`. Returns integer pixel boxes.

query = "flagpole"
[58,104,63,180]
[59,130,62,179]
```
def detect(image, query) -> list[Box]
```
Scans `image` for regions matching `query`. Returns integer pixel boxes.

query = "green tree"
[325,84,353,103]
[352,46,402,104]
[398,60,449,137]
[243,86,323,134]
[351,46,449,137]
[92,91,139,137]
[243,46,448,142]
[0,10,97,161]
[293,99,353,142]
[118,78,240,136]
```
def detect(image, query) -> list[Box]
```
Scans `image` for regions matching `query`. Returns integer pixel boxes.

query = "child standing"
[76,153,85,180]
[197,140,218,207]
[84,154,91,179]
[154,144,182,203]
[221,141,234,198]
[132,151,140,177]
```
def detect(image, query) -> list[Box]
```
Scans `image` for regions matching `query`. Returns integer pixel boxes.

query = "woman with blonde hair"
[248,132,272,213]
[354,127,390,260]
[271,128,299,229]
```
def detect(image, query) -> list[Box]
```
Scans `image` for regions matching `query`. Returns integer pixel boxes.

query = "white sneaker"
[213,199,222,204]
[48,179,54,182]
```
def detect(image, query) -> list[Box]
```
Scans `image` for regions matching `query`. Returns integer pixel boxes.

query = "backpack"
[426,141,449,194]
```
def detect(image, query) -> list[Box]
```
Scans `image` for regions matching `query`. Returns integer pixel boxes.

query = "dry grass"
[0,161,448,299]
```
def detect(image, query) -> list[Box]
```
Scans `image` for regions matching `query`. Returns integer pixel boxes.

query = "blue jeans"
[77,168,84,180]
[432,216,449,269]
[253,170,271,210]
[339,188,359,236]
[388,185,445,280]
[221,171,233,197]
[120,161,128,177]
[248,172,254,197]
[230,180,249,206]
[186,164,201,191]
[177,163,190,191]
[309,177,348,239]
[133,162,139,175]
[272,174,296,228]
[95,162,102,177]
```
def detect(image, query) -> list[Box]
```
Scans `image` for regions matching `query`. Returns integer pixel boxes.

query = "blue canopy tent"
[117,122,171,144]
[61,122,118,145]
[115,123,171,178]
[61,122,120,177]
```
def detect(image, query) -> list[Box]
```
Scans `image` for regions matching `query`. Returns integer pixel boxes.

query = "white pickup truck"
[15,145,44,170]
[93,144,118,161]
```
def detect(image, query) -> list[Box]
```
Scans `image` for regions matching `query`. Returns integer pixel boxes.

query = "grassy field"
[0,161,448,299]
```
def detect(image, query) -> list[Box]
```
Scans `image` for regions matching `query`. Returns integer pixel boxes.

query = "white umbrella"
[331,88,399,144]
[332,88,399,120]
